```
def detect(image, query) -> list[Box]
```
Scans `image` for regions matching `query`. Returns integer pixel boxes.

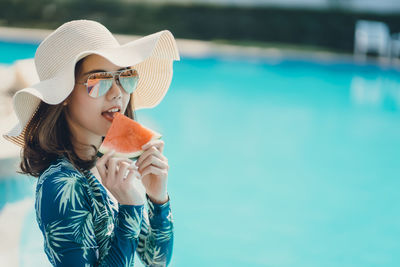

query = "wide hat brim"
[4,30,180,147]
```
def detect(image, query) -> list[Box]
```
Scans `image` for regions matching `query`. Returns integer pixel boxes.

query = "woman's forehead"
[81,54,120,71]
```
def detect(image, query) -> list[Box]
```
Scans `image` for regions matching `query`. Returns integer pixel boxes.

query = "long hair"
[19,58,136,177]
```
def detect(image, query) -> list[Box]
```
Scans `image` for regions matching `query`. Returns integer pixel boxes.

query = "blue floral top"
[34,157,174,266]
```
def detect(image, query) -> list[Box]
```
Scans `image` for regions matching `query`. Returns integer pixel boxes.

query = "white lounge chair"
[354,20,391,59]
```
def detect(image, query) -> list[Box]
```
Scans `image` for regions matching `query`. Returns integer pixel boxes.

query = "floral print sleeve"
[35,159,146,266]
[136,194,174,266]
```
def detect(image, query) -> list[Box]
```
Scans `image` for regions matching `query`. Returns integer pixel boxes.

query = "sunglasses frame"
[76,68,139,98]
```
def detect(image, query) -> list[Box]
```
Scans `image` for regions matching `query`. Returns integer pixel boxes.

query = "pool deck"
[0,25,399,162]
[2,25,398,65]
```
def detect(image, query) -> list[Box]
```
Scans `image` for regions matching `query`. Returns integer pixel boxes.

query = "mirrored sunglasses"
[77,69,139,98]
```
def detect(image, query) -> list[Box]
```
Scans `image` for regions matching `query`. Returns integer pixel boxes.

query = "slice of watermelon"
[98,112,162,160]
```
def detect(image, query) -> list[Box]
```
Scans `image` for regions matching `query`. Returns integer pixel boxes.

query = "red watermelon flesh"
[98,112,162,160]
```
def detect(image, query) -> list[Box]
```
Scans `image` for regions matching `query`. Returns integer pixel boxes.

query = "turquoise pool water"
[1,41,400,266]
[0,41,38,64]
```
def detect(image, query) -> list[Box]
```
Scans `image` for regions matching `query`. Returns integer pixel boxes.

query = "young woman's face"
[66,54,132,143]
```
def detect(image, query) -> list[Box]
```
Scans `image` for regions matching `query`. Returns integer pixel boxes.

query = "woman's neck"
[65,112,103,161]
[71,136,102,161]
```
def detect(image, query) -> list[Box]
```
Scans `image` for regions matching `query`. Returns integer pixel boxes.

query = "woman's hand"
[96,150,145,206]
[135,139,169,204]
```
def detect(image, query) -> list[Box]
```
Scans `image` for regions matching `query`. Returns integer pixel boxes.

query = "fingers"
[107,157,118,183]
[136,145,167,167]
[135,140,169,179]
[96,150,115,178]
[137,154,169,173]
[124,167,142,183]
[116,161,130,182]
[141,165,168,178]
[124,169,137,183]
[142,139,164,153]
[95,151,145,206]
[98,154,135,187]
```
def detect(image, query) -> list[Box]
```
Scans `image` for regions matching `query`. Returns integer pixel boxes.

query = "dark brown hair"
[19,58,136,177]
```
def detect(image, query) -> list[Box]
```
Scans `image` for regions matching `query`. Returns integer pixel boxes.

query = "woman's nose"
[106,78,122,100]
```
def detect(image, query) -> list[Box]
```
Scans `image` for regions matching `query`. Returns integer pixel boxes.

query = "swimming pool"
[1,40,400,266]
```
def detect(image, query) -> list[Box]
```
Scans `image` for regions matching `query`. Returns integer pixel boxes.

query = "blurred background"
[0,0,400,266]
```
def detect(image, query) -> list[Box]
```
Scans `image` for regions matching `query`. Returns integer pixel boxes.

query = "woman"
[3,19,179,266]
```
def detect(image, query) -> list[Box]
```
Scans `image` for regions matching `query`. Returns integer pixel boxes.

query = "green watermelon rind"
[96,149,141,161]
[97,134,162,161]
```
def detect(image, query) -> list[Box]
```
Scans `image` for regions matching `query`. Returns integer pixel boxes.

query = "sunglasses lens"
[85,69,138,98]
[87,75,113,98]
[119,69,139,94]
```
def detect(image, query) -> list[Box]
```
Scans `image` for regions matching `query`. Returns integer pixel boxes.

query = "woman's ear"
[63,95,72,106]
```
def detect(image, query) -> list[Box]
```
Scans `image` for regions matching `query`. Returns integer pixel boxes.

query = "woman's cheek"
[122,95,131,112]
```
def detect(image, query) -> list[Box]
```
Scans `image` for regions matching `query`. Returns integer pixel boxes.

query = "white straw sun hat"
[3,19,180,147]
